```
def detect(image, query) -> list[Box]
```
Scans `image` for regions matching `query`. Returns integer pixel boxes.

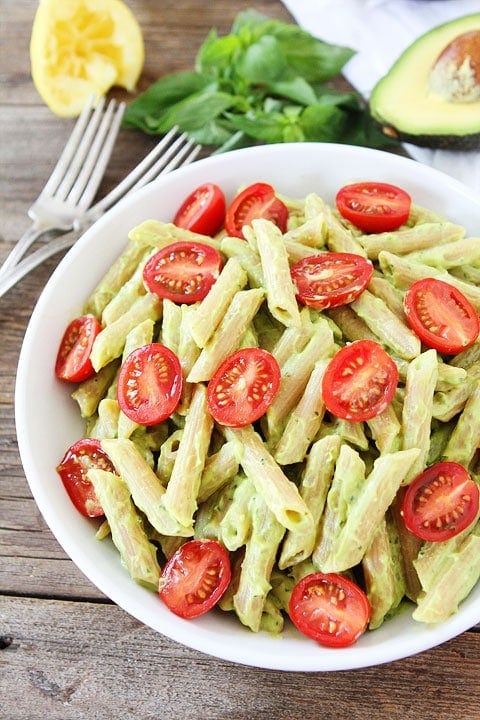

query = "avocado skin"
[370,117,480,151]
[368,14,480,151]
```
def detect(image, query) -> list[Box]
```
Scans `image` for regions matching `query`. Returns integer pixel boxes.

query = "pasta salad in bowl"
[16,142,480,671]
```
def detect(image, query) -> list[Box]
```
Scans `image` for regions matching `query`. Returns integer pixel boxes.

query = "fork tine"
[69,100,126,209]
[89,126,182,215]
[38,94,98,199]
[151,140,202,177]
[52,97,108,201]
[90,131,201,216]
[117,133,196,194]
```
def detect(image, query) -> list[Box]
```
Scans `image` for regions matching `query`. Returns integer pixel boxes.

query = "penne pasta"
[251,218,301,328]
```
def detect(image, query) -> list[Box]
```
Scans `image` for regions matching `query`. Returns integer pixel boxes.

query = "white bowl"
[15,143,480,672]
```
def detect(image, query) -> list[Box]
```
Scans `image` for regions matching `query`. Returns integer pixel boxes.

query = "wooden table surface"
[1,1,479,718]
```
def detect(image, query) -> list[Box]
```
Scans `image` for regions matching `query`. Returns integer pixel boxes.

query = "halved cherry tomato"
[335,181,411,233]
[117,343,182,426]
[159,538,231,619]
[322,340,399,421]
[291,252,373,311]
[402,461,479,542]
[225,182,289,239]
[404,278,480,355]
[173,182,226,237]
[55,314,102,383]
[289,572,371,648]
[56,438,114,517]
[143,241,223,304]
[207,347,281,427]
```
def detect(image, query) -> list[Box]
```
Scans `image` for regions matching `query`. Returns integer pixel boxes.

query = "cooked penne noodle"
[90,293,162,372]
[160,299,182,353]
[88,468,161,590]
[71,359,119,418]
[251,218,301,328]
[163,384,214,527]
[279,434,341,569]
[313,447,420,573]
[359,222,465,260]
[233,490,285,632]
[273,358,329,465]
[362,516,406,629]
[406,235,480,269]
[128,219,222,252]
[442,382,480,467]
[189,257,248,348]
[101,438,192,537]
[379,250,480,311]
[187,288,265,383]
[220,235,264,287]
[84,239,148,318]
[401,349,438,483]
[220,476,256,551]
[197,441,240,504]
[351,289,421,360]
[90,398,120,440]
[225,425,313,535]
[265,319,335,439]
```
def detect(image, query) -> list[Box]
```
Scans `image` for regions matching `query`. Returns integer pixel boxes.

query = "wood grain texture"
[1,1,479,717]
[1,597,479,720]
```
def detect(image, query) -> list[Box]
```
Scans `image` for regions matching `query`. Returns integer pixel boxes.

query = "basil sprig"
[123,10,395,151]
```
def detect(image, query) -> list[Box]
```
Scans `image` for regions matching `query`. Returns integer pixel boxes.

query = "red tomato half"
[225,182,289,239]
[143,241,223,304]
[404,278,480,355]
[173,182,226,237]
[402,461,479,542]
[56,438,114,517]
[322,340,399,421]
[289,573,371,648]
[159,539,231,619]
[291,252,373,311]
[335,181,411,233]
[207,347,281,427]
[55,314,102,383]
[117,343,182,426]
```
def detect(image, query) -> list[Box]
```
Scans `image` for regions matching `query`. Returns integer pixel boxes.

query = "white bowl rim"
[15,142,480,672]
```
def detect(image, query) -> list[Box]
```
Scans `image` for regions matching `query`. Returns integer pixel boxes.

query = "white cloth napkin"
[280,0,480,194]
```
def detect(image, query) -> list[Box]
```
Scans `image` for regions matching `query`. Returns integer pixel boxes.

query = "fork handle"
[0,231,80,300]
[0,225,48,278]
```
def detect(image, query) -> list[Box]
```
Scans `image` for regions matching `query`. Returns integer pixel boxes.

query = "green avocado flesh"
[369,14,480,149]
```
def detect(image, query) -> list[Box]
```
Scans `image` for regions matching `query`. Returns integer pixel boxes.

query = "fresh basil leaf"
[232,15,355,82]
[154,90,236,133]
[187,119,234,146]
[268,77,318,106]
[122,72,212,130]
[237,35,288,84]
[299,105,348,142]
[228,110,307,144]
[230,9,271,34]
[196,29,241,76]
[313,85,364,110]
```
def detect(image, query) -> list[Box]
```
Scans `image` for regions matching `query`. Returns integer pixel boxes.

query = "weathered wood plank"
[1,596,479,720]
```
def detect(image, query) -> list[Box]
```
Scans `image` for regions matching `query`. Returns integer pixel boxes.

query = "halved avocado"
[369,14,480,149]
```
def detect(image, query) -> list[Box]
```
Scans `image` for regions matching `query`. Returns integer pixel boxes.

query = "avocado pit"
[429,31,480,103]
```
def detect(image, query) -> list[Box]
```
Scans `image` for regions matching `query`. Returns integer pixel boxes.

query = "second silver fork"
[0,128,201,299]
[0,96,126,278]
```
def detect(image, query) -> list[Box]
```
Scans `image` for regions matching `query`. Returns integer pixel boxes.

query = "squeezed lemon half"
[30,0,144,117]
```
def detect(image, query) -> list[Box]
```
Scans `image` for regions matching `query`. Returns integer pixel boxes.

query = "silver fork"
[0,95,126,278]
[0,128,201,299]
